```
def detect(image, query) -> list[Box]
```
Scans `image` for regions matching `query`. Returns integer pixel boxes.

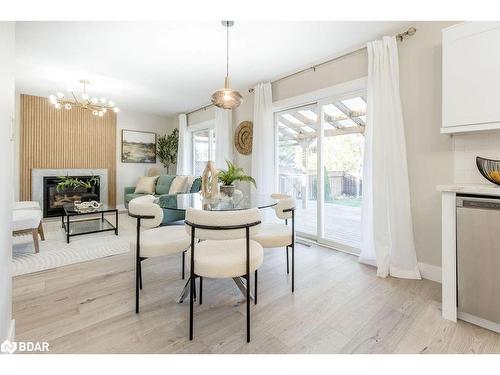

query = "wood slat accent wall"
[20,94,117,205]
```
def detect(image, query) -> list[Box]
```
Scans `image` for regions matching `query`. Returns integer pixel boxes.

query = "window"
[276,91,366,253]
[192,128,215,176]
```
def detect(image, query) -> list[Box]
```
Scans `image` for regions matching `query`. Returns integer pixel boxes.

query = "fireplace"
[43,176,100,217]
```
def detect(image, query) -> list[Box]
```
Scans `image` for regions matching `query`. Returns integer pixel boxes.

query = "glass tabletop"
[158,193,277,211]
[63,202,116,215]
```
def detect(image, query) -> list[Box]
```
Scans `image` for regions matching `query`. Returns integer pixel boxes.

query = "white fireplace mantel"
[31,169,108,211]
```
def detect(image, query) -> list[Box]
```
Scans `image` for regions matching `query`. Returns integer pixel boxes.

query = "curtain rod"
[186,26,416,114]
[248,26,416,93]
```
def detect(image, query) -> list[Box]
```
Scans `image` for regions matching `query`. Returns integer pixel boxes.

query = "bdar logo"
[1,340,17,354]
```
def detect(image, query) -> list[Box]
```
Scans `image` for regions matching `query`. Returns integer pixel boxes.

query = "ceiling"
[15,21,411,116]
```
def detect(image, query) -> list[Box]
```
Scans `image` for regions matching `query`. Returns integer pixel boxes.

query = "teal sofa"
[124,175,202,225]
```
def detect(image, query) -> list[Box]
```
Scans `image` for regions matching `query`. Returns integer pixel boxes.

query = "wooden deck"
[295,202,362,249]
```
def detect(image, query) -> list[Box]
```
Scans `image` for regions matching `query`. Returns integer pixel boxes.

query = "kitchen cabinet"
[442,22,500,134]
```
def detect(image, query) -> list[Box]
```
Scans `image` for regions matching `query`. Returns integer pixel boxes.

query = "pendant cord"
[226,24,229,78]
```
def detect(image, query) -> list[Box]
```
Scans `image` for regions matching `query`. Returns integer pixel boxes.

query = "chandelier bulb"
[56,92,65,99]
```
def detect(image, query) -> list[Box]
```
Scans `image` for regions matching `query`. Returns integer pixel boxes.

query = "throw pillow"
[155,175,176,195]
[185,175,197,192]
[134,176,158,194]
[168,176,188,194]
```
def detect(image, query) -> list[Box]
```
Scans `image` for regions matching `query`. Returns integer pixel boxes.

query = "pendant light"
[211,21,243,110]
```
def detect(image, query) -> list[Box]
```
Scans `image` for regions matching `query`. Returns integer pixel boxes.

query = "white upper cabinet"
[442,22,500,133]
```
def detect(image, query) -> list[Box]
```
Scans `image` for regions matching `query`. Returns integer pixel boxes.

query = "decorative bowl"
[476,156,500,185]
[74,200,101,211]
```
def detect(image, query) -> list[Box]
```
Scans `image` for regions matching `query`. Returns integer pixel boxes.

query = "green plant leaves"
[157,128,179,173]
[218,159,257,188]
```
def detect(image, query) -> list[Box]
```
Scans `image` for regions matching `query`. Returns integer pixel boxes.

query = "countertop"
[437,183,500,196]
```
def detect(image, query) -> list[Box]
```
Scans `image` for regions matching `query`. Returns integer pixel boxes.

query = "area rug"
[12,224,130,276]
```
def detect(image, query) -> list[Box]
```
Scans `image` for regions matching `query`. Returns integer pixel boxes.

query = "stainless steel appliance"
[456,195,500,332]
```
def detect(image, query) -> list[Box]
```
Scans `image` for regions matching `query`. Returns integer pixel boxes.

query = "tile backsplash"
[453,131,500,183]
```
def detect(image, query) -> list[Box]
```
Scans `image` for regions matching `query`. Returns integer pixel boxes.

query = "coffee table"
[62,203,118,244]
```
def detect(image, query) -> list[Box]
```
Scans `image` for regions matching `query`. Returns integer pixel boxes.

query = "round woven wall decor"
[234,121,253,155]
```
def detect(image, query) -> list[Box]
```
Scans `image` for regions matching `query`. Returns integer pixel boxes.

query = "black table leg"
[66,214,70,244]
[115,210,118,235]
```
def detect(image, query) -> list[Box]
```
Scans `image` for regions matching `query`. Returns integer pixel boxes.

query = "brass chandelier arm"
[49,80,119,115]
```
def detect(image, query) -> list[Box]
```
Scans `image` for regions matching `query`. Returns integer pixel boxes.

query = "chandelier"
[210,21,243,110]
[49,80,119,117]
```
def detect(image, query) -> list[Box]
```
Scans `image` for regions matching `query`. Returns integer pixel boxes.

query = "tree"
[157,128,179,174]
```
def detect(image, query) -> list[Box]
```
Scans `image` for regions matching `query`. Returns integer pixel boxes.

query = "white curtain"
[214,107,233,169]
[251,82,274,195]
[176,113,190,175]
[359,36,421,280]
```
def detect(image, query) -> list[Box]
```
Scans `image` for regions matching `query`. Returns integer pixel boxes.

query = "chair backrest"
[185,208,261,240]
[274,197,296,220]
[128,195,163,228]
[271,193,291,200]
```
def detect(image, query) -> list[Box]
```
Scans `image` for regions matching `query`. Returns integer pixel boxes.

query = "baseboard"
[418,262,442,283]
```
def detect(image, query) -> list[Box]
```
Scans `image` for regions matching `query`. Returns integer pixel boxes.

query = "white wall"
[0,21,15,343]
[232,21,458,269]
[116,109,176,208]
[453,132,500,183]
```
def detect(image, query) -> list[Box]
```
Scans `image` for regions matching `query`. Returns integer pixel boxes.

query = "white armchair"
[184,207,263,342]
[128,195,191,313]
[252,195,296,292]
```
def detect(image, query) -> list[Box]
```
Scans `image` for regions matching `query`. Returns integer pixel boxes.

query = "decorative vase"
[220,185,235,197]
[201,161,219,199]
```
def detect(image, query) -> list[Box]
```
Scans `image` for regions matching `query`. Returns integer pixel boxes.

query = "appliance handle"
[456,196,500,210]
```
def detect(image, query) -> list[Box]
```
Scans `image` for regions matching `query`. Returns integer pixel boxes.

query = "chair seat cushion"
[13,201,41,210]
[12,209,42,231]
[252,223,292,248]
[187,239,263,278]
[130,225,190,258]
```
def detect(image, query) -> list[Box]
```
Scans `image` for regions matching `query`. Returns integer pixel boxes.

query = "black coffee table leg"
[66,215,70,244]
[115,210,118,235]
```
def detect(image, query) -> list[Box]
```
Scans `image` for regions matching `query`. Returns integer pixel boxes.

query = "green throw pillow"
[155,175,176,195]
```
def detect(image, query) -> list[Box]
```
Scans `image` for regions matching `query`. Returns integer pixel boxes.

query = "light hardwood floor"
[12,213,500,353]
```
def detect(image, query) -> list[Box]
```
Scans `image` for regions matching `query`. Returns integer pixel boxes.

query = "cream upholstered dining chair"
[184,207,263,343]
[252,194,297,292]
[128,195,190,313]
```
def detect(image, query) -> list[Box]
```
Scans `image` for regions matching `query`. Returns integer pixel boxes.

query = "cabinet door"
[443,22,500,129]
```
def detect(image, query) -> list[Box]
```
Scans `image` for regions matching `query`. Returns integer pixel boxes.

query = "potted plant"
[218,159,256,197]
[56,175,99,192]
[157,128,179,174]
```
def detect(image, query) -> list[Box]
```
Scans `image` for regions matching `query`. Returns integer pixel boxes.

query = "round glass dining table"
[157,192,277,211]
[157,192,277,304]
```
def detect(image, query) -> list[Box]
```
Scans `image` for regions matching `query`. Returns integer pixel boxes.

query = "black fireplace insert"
[43,176,100,217]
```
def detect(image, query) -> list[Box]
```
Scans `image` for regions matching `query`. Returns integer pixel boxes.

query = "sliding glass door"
[275,91,366,253]
[276,104,318,237]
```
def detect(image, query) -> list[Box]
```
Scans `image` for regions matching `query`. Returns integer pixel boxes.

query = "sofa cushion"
[190,177,202,193]
[135,176,158,194]
[155,175,176,195]
[169,176,188,194]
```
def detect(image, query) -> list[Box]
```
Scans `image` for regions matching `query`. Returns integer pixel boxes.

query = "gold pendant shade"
[211,77,243,110]
[210,21,242,110]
